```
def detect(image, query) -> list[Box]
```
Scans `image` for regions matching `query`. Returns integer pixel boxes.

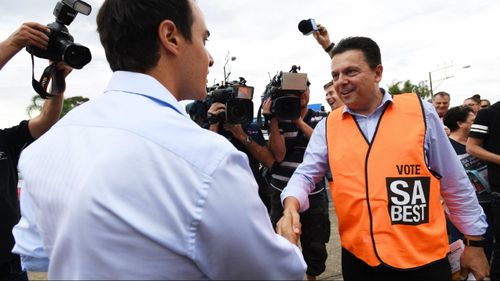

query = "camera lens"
[63,44,92,69]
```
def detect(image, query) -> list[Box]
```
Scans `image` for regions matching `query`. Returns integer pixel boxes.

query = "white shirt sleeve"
[12,186,49,272]
[281,118,330,212]
[193,151,306,280]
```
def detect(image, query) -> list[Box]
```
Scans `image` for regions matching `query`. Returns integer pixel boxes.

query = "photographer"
[263,85,330,281]
[0,22,70,280]
[207,102,274,210]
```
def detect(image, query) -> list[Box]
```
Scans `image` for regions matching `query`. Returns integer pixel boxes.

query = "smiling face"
[432,95,450,118]
[331,50,383,115]
[325,84,343,110]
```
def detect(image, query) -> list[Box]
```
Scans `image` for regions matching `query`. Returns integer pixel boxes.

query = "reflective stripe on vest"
[326,93,449,269]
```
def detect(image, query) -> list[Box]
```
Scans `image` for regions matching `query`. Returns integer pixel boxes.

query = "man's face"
[432,95,450,118]
[300,87,310,109]
[331,50,382,115]
[463,98,480,114]
[325,85,343,110]
[178,0,214,101]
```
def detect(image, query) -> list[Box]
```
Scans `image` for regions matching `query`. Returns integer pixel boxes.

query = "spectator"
[323,80,344,111]
[11,0,306,279]
[264,85,330,281]
[443,106,494,260]
[464,94,482,114]
[432,91,451,119]
[277,36,489,280]
[480,99,491,109]
[0,22,70,281]
[467,99,500,280]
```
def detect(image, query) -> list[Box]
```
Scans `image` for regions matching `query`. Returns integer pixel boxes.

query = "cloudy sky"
[1,0,499,128]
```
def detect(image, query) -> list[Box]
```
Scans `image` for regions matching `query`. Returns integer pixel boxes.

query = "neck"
[449,131,467,144]
[352,88,384,116]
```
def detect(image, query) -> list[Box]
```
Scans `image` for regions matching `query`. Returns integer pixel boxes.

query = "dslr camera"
[206,78,255,125]
[261,65,308,121]
[27,0,92,69]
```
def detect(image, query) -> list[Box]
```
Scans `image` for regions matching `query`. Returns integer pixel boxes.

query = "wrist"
[463,236,486,247]
[324,42,335,53]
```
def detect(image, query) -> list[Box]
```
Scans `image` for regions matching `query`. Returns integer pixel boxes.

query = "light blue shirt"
[13,71,306,280]
[282,91,487,236]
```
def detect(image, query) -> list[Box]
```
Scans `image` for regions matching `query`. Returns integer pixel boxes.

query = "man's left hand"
[223,123,245,140]
[460,245,490,280]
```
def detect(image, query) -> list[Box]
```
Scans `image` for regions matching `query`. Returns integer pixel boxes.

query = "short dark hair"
[432,91,450,101]
[96,0,194,72]
[443,105,473,132]
[331,37,381,70]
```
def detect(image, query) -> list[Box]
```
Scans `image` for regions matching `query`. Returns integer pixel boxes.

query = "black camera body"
[26,0,92,69]
[261,66,308,121]
[206,79,254,125]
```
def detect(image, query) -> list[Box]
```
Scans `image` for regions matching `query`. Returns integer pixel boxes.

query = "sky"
[1,0,499,128]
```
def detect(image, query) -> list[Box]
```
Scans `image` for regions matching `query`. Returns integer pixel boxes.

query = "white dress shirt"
[13,71,306,280]
[281,91,487,236]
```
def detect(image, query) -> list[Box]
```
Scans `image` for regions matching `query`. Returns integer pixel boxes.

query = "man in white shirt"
[12,0,306,279]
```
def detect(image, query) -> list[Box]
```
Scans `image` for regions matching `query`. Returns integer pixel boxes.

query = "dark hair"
[323,80,333,90]
[432,91,450,101]
[443,105,473,132]
[331,37,381,70]
[468,94,481,104]
[96,0,194,72]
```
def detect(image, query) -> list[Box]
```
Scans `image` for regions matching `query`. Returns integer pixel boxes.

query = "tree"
[27,95,89,119]
[387,80,431,100]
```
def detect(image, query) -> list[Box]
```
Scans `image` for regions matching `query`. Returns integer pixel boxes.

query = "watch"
[244,136,253,145]
[463,237,486,247]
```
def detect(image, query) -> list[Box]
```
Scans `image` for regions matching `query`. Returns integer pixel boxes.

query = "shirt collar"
[342,88,393,117]
[104,71,188,117]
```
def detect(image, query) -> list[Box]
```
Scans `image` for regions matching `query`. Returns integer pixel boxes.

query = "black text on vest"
[386,177,430,225]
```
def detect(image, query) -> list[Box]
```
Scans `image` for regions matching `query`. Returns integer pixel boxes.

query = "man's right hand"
[6,22,50,51]
[207,102,225,120]
[276,197,302,245]
[313,24,331,50]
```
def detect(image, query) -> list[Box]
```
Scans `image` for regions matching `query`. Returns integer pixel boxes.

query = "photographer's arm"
[263,99,286,162]
[0,22,49,71]
[28,62,72,139]
[313,24,334,59]
[224,124,275,168]
[207,102,225,133]
[295,118,314,139]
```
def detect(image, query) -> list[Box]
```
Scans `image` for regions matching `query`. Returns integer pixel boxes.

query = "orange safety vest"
[326,93,449,269]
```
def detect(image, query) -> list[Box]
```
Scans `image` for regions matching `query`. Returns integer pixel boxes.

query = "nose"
[208,51,214,67]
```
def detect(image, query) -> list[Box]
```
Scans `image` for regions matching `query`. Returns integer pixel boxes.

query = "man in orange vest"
[276,36,490,280]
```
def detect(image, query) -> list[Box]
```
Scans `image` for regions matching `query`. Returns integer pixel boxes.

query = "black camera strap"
[30,54,66,99]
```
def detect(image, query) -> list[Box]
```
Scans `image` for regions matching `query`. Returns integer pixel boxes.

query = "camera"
[261,65,308,121]
[298,19,318,36]
[26,0,92,69]
[206,78,255,125]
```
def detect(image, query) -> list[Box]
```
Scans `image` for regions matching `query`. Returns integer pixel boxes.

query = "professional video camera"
[27,0,92,69]
[260,65,308,121]
[206,77,255,125]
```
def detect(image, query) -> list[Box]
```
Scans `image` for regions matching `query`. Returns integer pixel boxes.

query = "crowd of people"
[1,0,498,280]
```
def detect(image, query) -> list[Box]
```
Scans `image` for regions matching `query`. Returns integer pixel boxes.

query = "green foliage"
[387,80,431,99]
[26,95,89,119]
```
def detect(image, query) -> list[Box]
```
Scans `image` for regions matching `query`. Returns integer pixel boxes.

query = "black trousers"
[341,248,452,280]
[270,188,330,276]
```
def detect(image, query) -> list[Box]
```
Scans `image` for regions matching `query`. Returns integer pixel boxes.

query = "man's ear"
[374,64,383,83]
[158,20,180,56]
